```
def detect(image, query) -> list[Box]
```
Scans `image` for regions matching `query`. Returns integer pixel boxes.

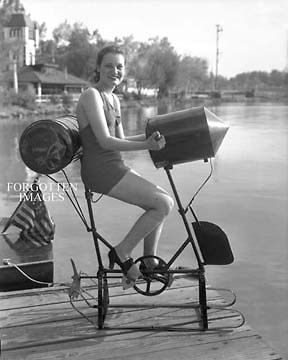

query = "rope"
[185,158,214,214]
[69,296,97,327]
[2,259,97,304]
[45,171,90,230]
[61,170,88,225]
[67,271,99,328]
[3,260,101,328]
[41,173,104,326]
[91,193,104,204]
[3,259,54,287]
[3,257,100,328]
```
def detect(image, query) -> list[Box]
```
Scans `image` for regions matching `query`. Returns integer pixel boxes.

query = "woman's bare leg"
[142,223,163,268]
[108,170,173,264]
[143,223,163,256]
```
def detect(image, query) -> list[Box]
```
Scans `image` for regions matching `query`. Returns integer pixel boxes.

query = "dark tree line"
[37,22,191,98]
[37,21,288,97]
[1,1,288,99]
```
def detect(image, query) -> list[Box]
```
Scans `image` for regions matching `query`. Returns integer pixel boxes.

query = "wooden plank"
[0,276,202,310]
[1,308,244,354]
[2,305,241,348]
[1,296,239,338]
[2,326,281,360]
[0,272,226,309]
[0,278,282,360]
[0,284,223,332]
[0,281,223,327]
[0,280,238,348]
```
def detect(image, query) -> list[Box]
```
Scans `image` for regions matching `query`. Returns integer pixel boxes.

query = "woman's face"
[98,53,125,88]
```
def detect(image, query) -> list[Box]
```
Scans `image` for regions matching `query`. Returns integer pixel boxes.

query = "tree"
[176,55,209,93]
[55,22,103,80]
[127,42,150,95]
[52,20,72,47]
[37,22,47,40]
[269,70,285,87]
[0,0,15,75]
[140,37,180,98]
[113,35,139,64]
[230,71,271,91]
[36,20,109,80]
[66,23,94,79]
[37,39,56,63]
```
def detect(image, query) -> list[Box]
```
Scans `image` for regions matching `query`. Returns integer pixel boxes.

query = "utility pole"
[215,24,223,92]
[285,28,288,72]
[13,58,18,94]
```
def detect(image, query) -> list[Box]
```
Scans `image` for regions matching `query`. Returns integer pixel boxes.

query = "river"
[0,102,287,359]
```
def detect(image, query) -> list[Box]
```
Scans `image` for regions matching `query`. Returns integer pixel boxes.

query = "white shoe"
[122,275,136,290]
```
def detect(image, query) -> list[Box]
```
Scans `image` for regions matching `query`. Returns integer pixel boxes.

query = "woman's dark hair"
[94,45,125,82]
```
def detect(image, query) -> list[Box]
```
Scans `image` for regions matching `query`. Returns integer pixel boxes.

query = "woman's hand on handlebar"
[146,131,166,151]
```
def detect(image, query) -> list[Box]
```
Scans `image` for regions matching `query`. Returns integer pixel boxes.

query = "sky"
[21,0,288,78]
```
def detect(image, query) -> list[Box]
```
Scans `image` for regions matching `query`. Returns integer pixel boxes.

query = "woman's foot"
[142,257,160,270]
[108,247,141,281]
[126,262,141,281]
[139,256,167,276]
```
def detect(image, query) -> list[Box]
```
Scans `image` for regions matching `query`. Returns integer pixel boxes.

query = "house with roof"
[1,1,89,101]
[8,63,89,101]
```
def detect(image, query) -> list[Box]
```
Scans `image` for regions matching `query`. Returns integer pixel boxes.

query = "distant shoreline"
[0,97,287,120]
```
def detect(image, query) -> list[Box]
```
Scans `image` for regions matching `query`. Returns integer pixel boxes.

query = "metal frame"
[79,164,244,330]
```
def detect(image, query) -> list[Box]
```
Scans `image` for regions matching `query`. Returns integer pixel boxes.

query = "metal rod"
[166,237,192,268]
[199,272,208,330]
[107,303,200,309]
[164,167,204,269]
[85,189,105,270]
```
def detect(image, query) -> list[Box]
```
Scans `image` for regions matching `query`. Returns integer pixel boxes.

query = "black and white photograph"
[0,0,287,359]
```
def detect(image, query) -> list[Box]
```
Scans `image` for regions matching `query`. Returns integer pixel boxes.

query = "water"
[0,103,287,358]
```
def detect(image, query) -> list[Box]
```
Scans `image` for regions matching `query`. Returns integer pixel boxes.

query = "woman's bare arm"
[113,96,147,142]
[79,88,164,151]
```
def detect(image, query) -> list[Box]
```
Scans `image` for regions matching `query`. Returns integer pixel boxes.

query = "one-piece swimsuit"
[77,89,130,194]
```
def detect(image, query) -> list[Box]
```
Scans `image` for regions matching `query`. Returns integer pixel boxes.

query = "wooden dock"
[0,277,283,360]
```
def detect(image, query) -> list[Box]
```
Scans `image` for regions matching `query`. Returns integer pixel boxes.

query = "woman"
[76,45,174,284]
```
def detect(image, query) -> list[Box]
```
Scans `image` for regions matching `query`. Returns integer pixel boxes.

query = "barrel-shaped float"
[146,106,229,168]
[19,115,81,174]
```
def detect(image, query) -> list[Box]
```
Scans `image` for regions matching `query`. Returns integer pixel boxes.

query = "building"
[5,63,89,102]
[1,1,88,101]
[2,1,39,71]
